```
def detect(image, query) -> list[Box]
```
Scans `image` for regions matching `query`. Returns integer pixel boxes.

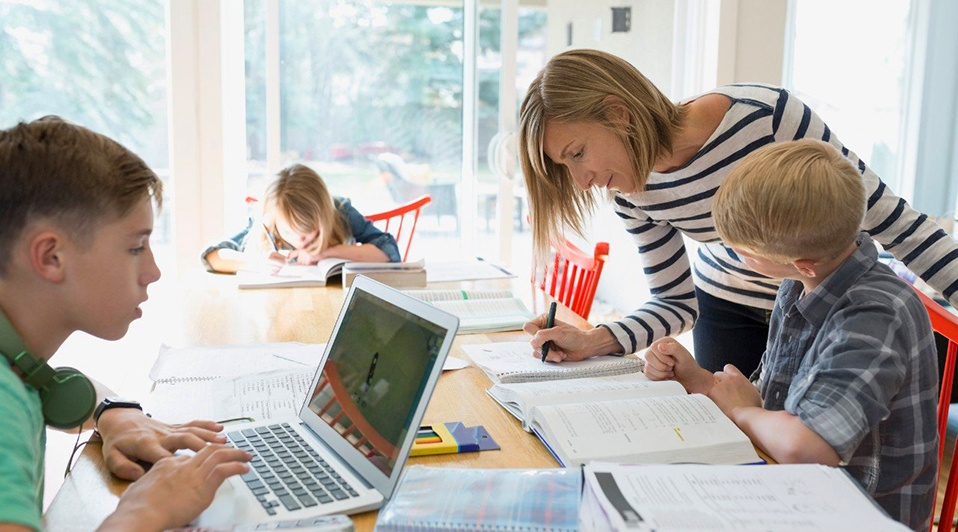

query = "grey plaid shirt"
[753,235,939,531]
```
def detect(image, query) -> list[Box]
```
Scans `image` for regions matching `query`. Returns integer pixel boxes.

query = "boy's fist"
[643,337,714,395]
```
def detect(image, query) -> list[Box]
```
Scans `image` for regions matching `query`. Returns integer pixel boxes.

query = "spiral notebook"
[373,466,580,532]
[463,341,643,384]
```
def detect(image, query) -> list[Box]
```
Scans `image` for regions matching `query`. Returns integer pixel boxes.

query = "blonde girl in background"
[202,164,400,273]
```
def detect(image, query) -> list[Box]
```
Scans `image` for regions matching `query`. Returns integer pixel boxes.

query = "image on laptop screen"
[306,288,447,477]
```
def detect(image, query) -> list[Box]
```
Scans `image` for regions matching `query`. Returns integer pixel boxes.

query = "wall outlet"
[612,6,631,33]
[594,16,602,41]
[566,22,573,46]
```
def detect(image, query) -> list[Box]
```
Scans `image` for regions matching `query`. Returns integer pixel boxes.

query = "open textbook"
[405,290,534,333]
[487,372,687,431]
[580,462,909,532]
[463,341,644,384]
[237,259,424,289]
[530,393,761,467]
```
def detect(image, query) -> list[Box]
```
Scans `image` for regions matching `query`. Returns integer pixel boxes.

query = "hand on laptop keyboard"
[226,423,360,516]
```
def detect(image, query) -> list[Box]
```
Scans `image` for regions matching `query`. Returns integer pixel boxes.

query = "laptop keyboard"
[227,423,359,515]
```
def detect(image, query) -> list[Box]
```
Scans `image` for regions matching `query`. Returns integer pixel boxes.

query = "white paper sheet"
[145,369,314,424]
[147,356,468,423]
[583,462,910,531]
[148,343,326,383]
[426,259,515,283]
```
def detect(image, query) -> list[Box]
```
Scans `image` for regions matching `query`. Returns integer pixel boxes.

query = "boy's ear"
[602,95,630,125]
[792,258,818,279]
[28,231,67,283]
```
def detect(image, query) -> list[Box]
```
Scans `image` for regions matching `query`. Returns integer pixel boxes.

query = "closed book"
[342,268,427,288]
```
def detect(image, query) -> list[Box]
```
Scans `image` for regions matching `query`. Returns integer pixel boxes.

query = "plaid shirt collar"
[777,234,877,329]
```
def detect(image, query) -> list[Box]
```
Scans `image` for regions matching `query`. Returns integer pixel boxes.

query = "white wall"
[544,0,676,317]
[546,0,675,87]
[716,0,787,86]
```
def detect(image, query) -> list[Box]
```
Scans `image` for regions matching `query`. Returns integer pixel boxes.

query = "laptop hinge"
[299,422,375,490]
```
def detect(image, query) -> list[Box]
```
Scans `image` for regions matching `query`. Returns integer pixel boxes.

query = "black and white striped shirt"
[603,84,958,355]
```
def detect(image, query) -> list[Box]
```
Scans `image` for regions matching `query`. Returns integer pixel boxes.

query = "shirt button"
[774,391,781,401]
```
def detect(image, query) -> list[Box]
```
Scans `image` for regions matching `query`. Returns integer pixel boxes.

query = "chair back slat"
[911,288,958,532]
[364,195,431,261]
[534,239,610,320]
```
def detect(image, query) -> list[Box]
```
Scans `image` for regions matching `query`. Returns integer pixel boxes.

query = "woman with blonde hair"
[202,164,400,273]
[520,48,958,376]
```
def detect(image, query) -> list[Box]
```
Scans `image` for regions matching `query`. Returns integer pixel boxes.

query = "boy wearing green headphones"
[0,117,252,532]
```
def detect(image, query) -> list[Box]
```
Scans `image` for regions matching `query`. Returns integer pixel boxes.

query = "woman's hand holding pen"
[523,315,624,363]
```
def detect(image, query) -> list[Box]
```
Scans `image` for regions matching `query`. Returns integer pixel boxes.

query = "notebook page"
[584,462,910,531]
[464,341,643,383]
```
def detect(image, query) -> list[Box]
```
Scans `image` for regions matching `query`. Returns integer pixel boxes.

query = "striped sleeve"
[775,91,958,306]
[600,196,699,354]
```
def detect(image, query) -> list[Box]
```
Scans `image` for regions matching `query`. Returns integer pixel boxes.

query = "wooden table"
[43,273,581,531]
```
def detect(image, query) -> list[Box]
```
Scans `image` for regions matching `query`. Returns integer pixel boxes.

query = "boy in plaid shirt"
[645,139,939,531]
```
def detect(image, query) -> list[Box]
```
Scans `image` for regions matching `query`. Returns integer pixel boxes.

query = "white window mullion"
[266,0,281,175]
[496,0,518,267]
[460,0,478,259]
[167,0,202,276]
[221,0,248,228]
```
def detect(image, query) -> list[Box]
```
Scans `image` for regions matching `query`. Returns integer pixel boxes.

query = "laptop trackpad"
[195,476,262,527]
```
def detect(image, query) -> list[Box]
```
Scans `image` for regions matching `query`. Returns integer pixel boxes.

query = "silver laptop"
[196,276,459,526]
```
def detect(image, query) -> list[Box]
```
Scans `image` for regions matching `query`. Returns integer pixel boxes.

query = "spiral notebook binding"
[383,520,567,532]
[496,357,643,384]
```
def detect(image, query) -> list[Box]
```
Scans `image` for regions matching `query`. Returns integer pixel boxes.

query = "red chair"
[534,240,610,320]
[365,195,431,262]
[912,288,958,531]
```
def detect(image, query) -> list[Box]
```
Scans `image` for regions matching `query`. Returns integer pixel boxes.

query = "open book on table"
[530,393,762,467]
[237,258,423,289]
[464,342,759,468]
[405,289,534,333]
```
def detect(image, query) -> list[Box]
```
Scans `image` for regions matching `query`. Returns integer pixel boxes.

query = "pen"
[263,224,279,252]
[541,301,557,363]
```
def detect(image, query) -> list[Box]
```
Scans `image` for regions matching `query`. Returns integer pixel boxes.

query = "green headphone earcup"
[39,367,97,430]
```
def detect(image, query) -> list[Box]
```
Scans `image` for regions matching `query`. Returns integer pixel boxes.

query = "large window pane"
[0,0,172,266]
[245,0,467,259]
[787,0,912,188]
[475,6,547,272]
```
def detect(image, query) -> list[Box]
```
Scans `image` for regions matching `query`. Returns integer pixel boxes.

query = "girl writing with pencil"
[201,164,401,274]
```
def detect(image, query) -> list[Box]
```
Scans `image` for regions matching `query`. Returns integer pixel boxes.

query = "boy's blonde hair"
[713,139,865,263]
[519,49,686,257]
[0,116,162,276]
[262,164,349,251]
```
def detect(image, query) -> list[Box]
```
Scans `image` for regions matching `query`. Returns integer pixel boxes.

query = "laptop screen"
[305,288,448,478]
